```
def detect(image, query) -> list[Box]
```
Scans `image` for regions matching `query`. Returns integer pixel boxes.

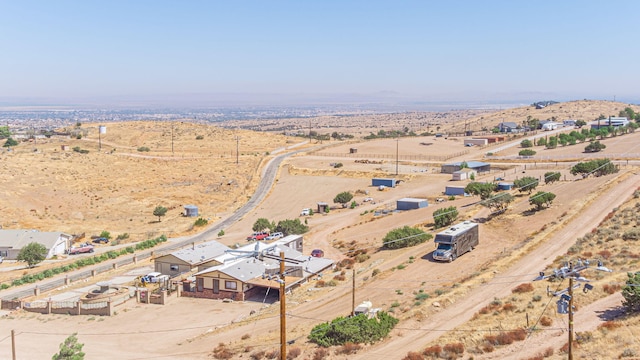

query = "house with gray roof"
[497,122,519,133]
[0,229,72,260]
[183,241,334,301]
[154,240,231,277]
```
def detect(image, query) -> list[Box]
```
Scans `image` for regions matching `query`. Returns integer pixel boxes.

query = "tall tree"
[275,219,309,235]
[252,217,274,232]
[544,172,561,184]
[0,125,10,138]
[17,242,48,268]
[622,272,640,313]
[153,206,168,222]
[433,206,458,228]
[514,176,539,194]
[333,191,354,208]
[529,191,556,211]
[482,193,514,214]
[52,333,85,360]
[3,137,18,147]
[464,182,496,200]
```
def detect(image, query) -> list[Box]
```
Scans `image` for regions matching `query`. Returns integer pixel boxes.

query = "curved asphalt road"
[1,149,300,300]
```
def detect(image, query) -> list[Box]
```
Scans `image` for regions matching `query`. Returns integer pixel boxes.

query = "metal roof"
[195,244,334,281]
[445,161,489,168]
[170,240,230,264]
[0,230,71,249]
[397,198,427,203]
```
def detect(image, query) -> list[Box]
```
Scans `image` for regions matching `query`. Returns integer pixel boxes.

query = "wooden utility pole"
[11,329,16,360]
[236,136,240,164]
[280,251,286,360]
[395,138,399,175]
[568,277,574,360]
[351,268,356,316]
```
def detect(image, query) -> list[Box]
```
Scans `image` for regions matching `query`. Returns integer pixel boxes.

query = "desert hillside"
[0,100,635,242]
[0,121,298,241]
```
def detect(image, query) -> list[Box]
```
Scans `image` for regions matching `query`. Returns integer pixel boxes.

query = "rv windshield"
[437,243,452,251]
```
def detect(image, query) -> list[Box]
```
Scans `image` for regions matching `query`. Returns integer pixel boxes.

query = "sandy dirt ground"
[1,100,640,359]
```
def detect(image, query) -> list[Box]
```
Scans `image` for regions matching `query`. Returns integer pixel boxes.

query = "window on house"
[170,265,179,271]
[225,281,237,290]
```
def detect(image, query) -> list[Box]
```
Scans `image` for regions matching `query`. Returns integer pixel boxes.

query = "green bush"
[137,146,151,152]
[518,149,536,156]
[382,226,432,249]
[308,311,399,347]
[194,217,208,227]
[433,206,458,228]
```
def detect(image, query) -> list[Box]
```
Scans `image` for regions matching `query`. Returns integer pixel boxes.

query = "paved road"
[0,148,301,301]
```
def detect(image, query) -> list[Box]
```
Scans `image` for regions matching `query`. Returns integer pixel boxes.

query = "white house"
[0,230,72,260]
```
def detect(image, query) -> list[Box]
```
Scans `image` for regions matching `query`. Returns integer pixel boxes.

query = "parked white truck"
[432,221,479,262]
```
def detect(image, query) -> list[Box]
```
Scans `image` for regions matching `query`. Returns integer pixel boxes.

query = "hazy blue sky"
[1,1,638,104]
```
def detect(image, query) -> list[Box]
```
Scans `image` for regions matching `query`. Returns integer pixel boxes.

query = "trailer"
[432,221,478,262]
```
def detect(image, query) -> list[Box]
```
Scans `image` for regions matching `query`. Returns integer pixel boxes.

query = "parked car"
[68,243,94,255]
[141,272,169,284]
[247,231,270,241]
[311,249,324,258]
[300,208,311,216]
[266,232,284,240]
[92,237,109,244]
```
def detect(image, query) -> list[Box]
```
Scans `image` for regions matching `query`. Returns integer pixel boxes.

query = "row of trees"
[463,173,561,214]
[252,217,309,236]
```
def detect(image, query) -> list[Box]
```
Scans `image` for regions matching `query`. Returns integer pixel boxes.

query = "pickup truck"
[68,243,94,255]
[265,232,284,240]
[247,231,269,241]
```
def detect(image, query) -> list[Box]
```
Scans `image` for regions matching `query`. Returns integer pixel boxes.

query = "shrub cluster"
[1,235,167,290]
[308,311,399,347]
[483,329,527,346]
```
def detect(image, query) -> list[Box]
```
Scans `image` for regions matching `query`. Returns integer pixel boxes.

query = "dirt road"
[350,171,639,359]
